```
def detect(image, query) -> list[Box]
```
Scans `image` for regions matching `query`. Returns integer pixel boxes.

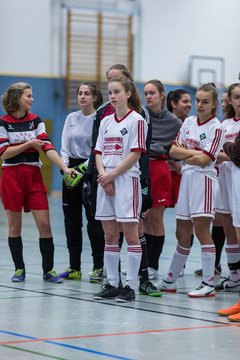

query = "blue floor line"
[0,329,133,360]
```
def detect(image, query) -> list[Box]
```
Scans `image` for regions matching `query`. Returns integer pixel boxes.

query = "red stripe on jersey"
[1,112,37,123]
[0,137,9,144]
[131,148,146,153]
[138,120,146,151]
[174,131,181,144]
[0,144,8,155]
[93,149,102,155]
[209,128,222,157]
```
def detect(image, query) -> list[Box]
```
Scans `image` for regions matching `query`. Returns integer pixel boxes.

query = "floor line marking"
[0,284,234,325]
[1,344,67,360]
[0,331,133,360]
[0,323,238,346]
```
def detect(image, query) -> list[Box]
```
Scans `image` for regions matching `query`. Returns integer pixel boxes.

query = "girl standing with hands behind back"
[94,76,148,302]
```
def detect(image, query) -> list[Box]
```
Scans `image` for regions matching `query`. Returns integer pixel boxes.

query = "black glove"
[141,179,152,212]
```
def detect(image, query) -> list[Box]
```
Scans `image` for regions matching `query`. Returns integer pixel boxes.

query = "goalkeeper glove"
[63,162,88,189]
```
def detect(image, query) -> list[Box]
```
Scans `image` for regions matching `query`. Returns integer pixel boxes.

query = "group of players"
[0,64,240,320]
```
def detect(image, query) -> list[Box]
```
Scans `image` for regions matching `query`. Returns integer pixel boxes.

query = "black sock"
[146,234,165,270]
[145,233,152,258]
[139,235,149,284]
[212,226,225,267]
[39,237,54,273]
[8,236,25,270]
[190,234,194,247]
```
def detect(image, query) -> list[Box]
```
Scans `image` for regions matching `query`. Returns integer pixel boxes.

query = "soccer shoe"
[89,268,104,283]
[11,269,25,282]
[115,285,135,303]
[217,302,240,316]
[227,312,240,322]
[155,279,177,292]
[59,268,82,280]
[188,282,215,298]
[148,267,159,280]
[43,269,63,283]
[139,280,163,297]
[194,265,222,276]
[215,277,240,292]
[94,283,121,300]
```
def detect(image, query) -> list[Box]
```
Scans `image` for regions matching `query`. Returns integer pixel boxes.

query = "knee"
[38,220,52,235]
[104,232,118,245]
[9,224,21,237]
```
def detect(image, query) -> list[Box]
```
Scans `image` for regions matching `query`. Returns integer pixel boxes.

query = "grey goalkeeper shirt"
[147,106,182,158]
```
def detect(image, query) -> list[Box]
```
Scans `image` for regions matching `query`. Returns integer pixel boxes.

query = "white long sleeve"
[60,110,95,165]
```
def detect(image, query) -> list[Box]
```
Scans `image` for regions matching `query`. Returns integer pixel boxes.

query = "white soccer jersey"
[94,109,147,177]
[175,115,224,179]
[216,117,240,213]
[221,117,240,171]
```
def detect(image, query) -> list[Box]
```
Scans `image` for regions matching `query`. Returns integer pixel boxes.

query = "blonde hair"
[2,82,32,113]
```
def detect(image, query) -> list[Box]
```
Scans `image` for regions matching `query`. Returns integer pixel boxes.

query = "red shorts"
[0,165,49,212]
[168,170,182,208]
[150,159,172,208]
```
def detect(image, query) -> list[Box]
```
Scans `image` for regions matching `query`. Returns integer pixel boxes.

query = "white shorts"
[176,170,218,220]
[95,173,141,223]
[231,166,240,227]
[215,164,232,214]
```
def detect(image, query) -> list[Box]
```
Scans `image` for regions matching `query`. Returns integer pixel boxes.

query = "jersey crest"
[200,133,206,140]
[120,128,128,136]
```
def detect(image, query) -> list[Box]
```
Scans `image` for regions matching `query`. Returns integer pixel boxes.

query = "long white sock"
[201,244,216,286]
[104,244,120,288]
[126,245,142,290]
[164,244,190,283]
[225,244,240,282]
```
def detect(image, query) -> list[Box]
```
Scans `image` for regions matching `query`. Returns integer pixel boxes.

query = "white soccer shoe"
[188,282,215,298]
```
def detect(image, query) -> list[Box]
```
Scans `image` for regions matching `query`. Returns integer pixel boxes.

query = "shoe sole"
[66,277,81,280]
[218,309,240,316]
[160,289,177,293]
[139,291,163,297]
[89,279,103,284]
[224,286,240,292]
[11,279,25,282]
[115,298,135,303]
[227,315,240,322]
[188,293,215,298]
[43,279,63,283]
[94,296,117,300]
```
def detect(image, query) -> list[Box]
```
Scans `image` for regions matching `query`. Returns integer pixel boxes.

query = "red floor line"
[0,323,238,346]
